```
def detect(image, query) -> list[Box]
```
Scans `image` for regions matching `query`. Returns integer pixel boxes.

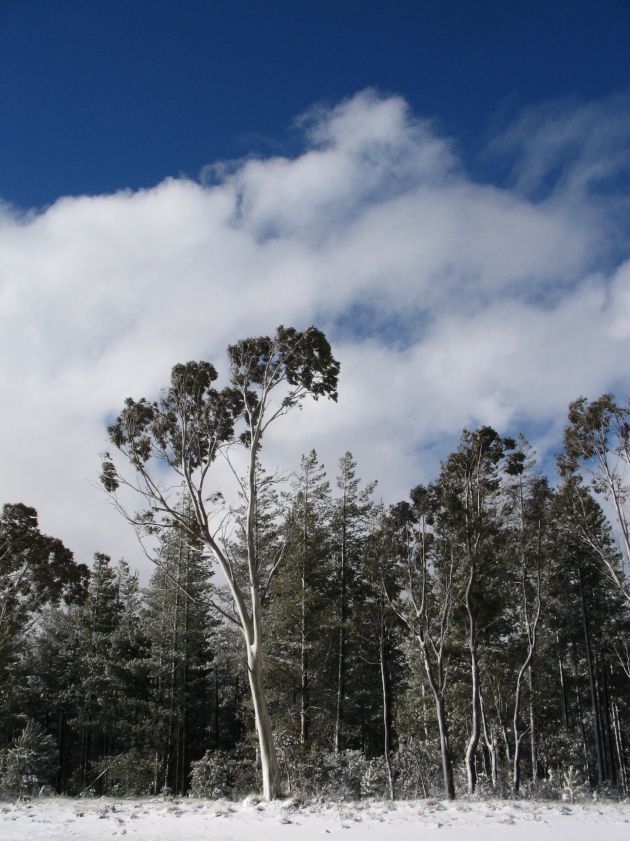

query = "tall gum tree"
[100,326,339,800]
[383,490,456,800]
[506,467,549,793]
[435,427,516,795]
[559,394,630,605]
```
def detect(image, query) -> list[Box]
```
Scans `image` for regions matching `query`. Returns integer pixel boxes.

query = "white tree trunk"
[246,644,280,800]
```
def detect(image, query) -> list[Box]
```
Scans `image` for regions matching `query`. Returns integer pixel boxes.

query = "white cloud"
[1,91,629,575]
[486,93,630,201]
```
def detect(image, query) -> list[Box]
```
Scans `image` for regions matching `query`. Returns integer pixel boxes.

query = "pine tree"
[31,554,149,793]
[0,720,56,796]
[358,505,405,797]
[331,452,376,754]
[142,527,217,794]
[265,451,334,749]
[0,503,87,743]
[542,482,629,790]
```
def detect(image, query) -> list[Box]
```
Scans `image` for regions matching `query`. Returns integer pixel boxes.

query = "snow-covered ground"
[1,796,629,841]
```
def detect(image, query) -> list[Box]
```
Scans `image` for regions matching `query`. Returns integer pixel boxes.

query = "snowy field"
[1,796,629,841]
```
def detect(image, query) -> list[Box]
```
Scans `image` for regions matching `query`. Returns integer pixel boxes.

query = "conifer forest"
[1,327,629,803]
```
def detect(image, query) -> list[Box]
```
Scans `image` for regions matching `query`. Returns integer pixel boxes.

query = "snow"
[0,796,628,841]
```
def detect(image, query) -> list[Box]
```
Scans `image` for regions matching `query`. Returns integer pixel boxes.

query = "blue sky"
[2,1,629,209]
[1,1,630,567]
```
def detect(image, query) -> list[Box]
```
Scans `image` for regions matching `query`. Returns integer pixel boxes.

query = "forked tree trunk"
[416,634,455,800]
[466,645,481,794]
[480,694,498,790]
[513,581,541,791]
[434,690,455,799]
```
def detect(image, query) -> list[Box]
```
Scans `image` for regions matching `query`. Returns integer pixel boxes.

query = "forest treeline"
[2,425,629,801]
[0,328,629,802]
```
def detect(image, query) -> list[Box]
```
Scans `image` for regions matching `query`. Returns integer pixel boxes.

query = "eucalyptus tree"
[434,427,517,795]
[506,469,550,793]
[559,394,630,604]
[383,488,456,800]
[100,326,339,799]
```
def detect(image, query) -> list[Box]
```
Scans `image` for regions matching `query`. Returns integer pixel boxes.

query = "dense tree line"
[0,329,628,801]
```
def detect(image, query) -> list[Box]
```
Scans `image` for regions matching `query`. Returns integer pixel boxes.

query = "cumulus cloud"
[1,90,629,573]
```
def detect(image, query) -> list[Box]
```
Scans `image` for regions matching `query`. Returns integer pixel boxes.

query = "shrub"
[91,750,156,796]
[278,746,389,800]
[189,746,258,799]
[0,720,56,797]
[392,738,441,799]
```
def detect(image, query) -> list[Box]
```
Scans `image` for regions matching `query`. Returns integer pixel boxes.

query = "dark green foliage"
[100,326,339,513]
[20,554,149,793]
[265,450,335,747]
[0,720,56,796]
[558,394,630,603]
[189,745,257,798]
[0,504,89,757]
[3,389,630,800]
[540,483,628,789]
[277,748,391,800]
[141,525,218,794]
[227,326,339,403]
[100,325,341,801]
[0,503,88,673]
[330,453,381,753]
